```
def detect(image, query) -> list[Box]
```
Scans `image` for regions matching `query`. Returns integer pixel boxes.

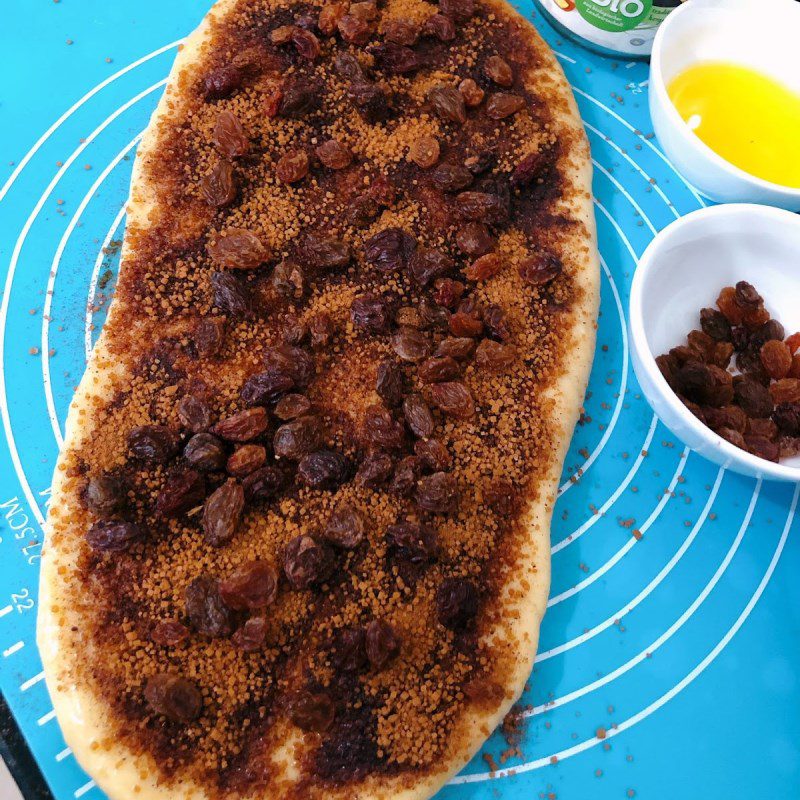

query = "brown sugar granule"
[47,0,590,795]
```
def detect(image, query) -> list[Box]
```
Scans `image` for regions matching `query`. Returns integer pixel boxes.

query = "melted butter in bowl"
[668,62,800,189]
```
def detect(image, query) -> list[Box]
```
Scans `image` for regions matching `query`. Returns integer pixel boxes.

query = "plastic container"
[535,0,684,59]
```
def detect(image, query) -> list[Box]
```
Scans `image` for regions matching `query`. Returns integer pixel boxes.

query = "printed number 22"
[12,588,34,613]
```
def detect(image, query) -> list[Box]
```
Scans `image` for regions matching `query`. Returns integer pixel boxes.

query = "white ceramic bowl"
[630,204,800,482]
[650,0,800,211]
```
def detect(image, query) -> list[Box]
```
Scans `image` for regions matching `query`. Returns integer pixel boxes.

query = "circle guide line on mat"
[42,134,143,448]
[450,481,795,785]
[84,204,128,359]
[537,466,723,662]
[529,480,760,717]
[0,40,182,204]
[548,444,689,606]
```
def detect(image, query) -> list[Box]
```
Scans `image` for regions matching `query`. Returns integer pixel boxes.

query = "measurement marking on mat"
[56,747,72,762]
[37,709,56,726]
[20,670,45,691]
[0,605,12,618]
[3,641,24,657]
[74,780,96,798]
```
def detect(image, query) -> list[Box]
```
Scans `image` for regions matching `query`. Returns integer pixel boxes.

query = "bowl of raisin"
[630,203,800,481]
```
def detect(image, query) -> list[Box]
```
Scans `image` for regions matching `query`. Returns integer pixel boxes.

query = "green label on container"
[575,0,653,31]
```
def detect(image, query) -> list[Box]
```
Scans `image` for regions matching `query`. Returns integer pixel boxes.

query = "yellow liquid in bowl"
[668,62,800,188]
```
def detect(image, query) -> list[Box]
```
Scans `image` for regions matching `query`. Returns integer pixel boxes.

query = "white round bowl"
[650,0,800,211]
[630,204,800,482]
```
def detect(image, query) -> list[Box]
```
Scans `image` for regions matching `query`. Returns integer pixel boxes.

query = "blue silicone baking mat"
[1,2,798,798]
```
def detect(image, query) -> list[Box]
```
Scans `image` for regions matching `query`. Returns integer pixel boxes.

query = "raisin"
[428,86,467,124]
[436,577,478,629]
[770,379,800,404]
[431,163,473,192]
[219,561,278,610]
[455,222,495,257]
[415,471,458,513]
[434,278,466,309]
[195,317,227,358]
[677,361,733,406]
[464,252,502,282]
[128,425,178,463]
[272,259,305,300]
[363,228,416,273]
[718,427,746,449]
[483,304,510,341]
[289,692,335,732]
[687,329,716,362]
[201,160,237,207]
[759,339,792,379]
[456,191,508,224]
[485,55,513,86]
[213,110,249,158]
[464,150,496,175]
[419,298,451,331]
[275,149,309,183]
[356,451,395,488]
[283,535,334,588]
[414,438,451,471]
[790,355,800,379]
[422,13,456,41]
[703,405,748,434]
[510,150,552,187]
[391,326,432,362]
[177,395,212,433]
[184,433,227,471]
[786,332,800,355]
[485,479,516,515]
[408,135,440,168]
[747,418,778,440]
[325,504,366,549]
[486,92,524,119]
[86,475,125,516]
[208,229,269,270]
[319,2,348,35]
[292,27,321,59]
[232,617,268,652]
[338,14,372,44]
[157,469,206,517]
[298,450,350,489]
[711,341,735,369]
[458,78,484,107]
[316,139,353,169]
[430,381,475,418]
[656,354,679,388]
[185,575,235,637]
[211,271,251,318]
[202,480,245,547]
[227,444,267,477]
[274,393,312,420]
[403,393,435,438]
[418,356,460,383]
[376,361,407,407]
[214,407,269,442]
[519,253,562,285]
[203,65,243,100]
[751,319,785,348]
[145,674,203,723]
[263,344,315,387]
[280,313,308,346]
[449,311,483,338]
[348,81,392,124]
[263,84,284,118]
[390,455,419,496]
[331,627,368,671]
[300,233,351,270]
[239,370,292,406]
[475,339,516,371]
[408,247,454,286]
[742,305,771,331]
[734,378,774,418]
[716,286,744,324]
[699,308,732,342]
[435,337,475,360]
[274,415,324,460]
[368,42,421,74]
[334,52,366,81]
[86,520,144,553]
[734,281,762,309]
[151,620,189,647]
[440,0,474,21]
[351,293,393,333]
[242,465,285,502]
[362,406,406,450]
[744,435,780,462]
[386,521,438,563]
[270,25,295,44]
[773,403,800,436]
[279,78,320,117]
[365,620,400,669]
